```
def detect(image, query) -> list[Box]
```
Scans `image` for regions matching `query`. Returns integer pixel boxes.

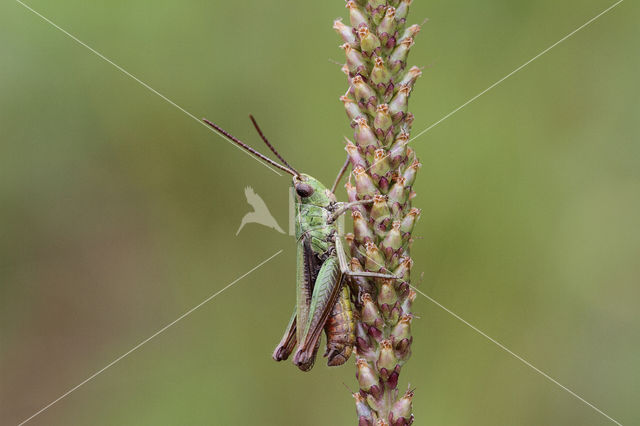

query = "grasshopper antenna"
[341,381,355,394]
[249,115,301,176]
[202,118,299,177]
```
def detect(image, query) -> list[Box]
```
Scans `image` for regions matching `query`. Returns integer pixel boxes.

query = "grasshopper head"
[293,174,336,208]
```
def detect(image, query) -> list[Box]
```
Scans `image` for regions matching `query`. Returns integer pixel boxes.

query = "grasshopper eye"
[295,183,315,198]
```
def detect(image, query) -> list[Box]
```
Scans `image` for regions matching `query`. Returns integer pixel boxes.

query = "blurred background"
[1,0,638,424]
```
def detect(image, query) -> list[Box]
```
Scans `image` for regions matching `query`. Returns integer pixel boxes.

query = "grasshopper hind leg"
[272,309,297,362]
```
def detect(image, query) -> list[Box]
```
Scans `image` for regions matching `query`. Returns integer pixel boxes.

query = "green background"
[1,0,638,425]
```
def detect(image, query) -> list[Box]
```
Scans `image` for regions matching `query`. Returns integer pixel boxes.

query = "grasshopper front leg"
[328,200,374,223]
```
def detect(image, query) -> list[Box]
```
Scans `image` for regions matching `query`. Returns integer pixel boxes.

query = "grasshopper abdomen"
[324,285,356,366]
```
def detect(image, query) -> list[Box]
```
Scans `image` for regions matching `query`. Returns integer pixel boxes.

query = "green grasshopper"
[203,116,398,371]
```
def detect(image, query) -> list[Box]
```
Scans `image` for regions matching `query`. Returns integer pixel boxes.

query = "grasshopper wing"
[274,236,320,363]
[293,255,344,371]
[295,236,322,346]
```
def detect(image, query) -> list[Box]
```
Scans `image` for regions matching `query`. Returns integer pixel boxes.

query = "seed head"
[336,0,421,421]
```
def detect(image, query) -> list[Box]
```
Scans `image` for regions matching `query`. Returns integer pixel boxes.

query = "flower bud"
[400,24,421,44]
[377,339,398,372]
[353,117,378,152]
[389,130,409,163]
[390,388,414,424]
[356,337,374,359]
[356,358,379,392]
[373,104,392,134]
[387,176,407,207]
[342,64,351,79]
[396,280,411,298]
[354,165,378,197]
[370,57,392,90]
[404,113,415,131]
[391,314,412,342]
[367,395,382,413]
[341,95,363,121]
[364,241,386,272]
[397,66,422,91]
[382,220,403,251]
[357,26,381,56]
[361,293,382,326]
[402,159,421,187]
[352,76,377,104]
[389,304,402,325]
[346,0,369,28]
[355,317,369,339]
[377,175,390,195]
[400,208,421,234]
[342,43,368,76]
[389,85,411,123]
[390,37,414,73]
[334,19,357,46]
[359,417,374,426]
[393,256,413,280]
[377,7,397,42]
[368,325,383,341]
[354,392,374,425]
[369,194,391,223]
[367,0,387,25]
[378,278,398,306]
[353,210,375,243]
[395,0,413,24]
[371,149,391,179]
[395,338,412,362]
[346,139,368,169]
[402,288,416,314]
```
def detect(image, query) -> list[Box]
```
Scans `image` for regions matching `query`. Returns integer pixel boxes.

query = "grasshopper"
[203,116,398,371]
